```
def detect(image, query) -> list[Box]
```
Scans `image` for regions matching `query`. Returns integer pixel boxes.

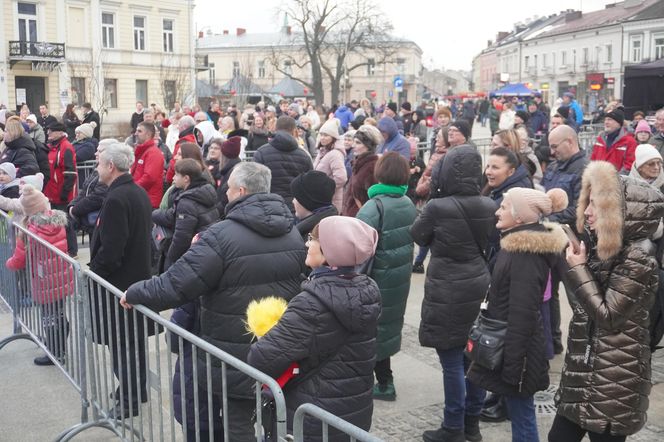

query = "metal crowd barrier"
[293,403,383,442]
[76,160,98,190]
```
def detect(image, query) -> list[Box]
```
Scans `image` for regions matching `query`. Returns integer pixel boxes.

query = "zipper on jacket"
[584,320,595,365]
[518,356,527,393]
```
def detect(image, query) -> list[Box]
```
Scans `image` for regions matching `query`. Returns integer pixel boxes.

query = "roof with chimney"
[626,0,664,21]
[532,0,658,38]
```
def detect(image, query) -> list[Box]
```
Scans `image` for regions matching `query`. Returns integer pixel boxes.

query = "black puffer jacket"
[152,178,220,269]
[126,192,306,398]
[214,157,241,216]
[468,223,568,397]
[411,145,496,350]
[68,171,108,221]
[247,271,381,441]
[253,131,313,213]
[1,134,39,178]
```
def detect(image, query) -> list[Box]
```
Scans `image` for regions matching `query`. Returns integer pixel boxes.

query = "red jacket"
[591,128,637,172]
[44,136,77,205]
[6,210,74,304]
[131,139,165,208]
[166,130,197,184]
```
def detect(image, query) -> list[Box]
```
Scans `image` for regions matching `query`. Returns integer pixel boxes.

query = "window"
[606,44,612,63]
[209,62,216,85]
[71,77,86,106]
[542,53,548,67]
[133,16,146,51]
[396,58,406,74]
[163,80,177,109]
[257,60,265,78]
[18,2,38,54]
[104,78,117,108]
[534,55,538,68]
[367,58,376,76]
[654,35,664,60]
[163,19,174,53]
[101,12,115,48]
[561,51,567,66]
[524,56,530,68]
[232,61,240,76]
[630,36,642,63]
[136,79,148,104]
[283,60,292,75]
[551,52,556,68]
[582,48,589,65]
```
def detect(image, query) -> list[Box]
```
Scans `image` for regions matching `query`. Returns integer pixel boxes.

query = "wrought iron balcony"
[8,41,65,65]
[195,54,210,72]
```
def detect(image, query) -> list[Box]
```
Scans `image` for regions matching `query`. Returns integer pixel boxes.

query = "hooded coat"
[1,134,40,178]
[6,209,74,305]
[125,192,307,398]
[334,105,354,131]
[377,118,410,160]
[252,131,313,213]
[247,272,381,441]
[411,146,497,349]
[193,120,217,155]
[467,223,568,397]
[554,161,664,436]
[152,177,220,269]
[314,143,347,213]
[357,188,417,361]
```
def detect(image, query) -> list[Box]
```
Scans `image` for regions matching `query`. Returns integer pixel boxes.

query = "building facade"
[196,27,423,106]
[1,0,195,136]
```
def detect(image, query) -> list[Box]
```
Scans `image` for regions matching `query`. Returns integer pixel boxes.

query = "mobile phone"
[561,224,580,253]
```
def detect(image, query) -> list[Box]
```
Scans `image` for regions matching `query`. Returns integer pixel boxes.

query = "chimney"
[496,31,509,42]
[236,28,246,36]
[487,40,493,47]
[565,10,582,22]
[223,29,229,35]
[198,31,204,39]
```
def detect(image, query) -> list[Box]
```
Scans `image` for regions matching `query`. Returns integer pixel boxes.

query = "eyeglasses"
[549,139,569,150]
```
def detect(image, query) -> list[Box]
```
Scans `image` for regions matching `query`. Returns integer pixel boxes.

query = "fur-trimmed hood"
[500,222,568,255]
[577,161,664,261]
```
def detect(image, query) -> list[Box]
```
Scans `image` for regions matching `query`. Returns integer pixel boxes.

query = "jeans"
[436,347,485,430]
[414,246,429,264]
[374,357,392,385]
[504,395,539,442]
[548,414,626,442]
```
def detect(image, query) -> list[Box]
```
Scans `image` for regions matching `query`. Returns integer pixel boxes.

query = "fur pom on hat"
[505,188,569,224]
[245,296,288,339]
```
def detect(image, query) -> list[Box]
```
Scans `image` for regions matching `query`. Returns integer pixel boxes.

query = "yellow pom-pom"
[245,296,289,339]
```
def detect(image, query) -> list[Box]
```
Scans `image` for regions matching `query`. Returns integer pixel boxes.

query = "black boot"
[464,415,482,442]
[480,393,508,422]
[422,426,465,442]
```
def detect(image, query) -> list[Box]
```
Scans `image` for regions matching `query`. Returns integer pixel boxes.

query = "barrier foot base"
[0,333,36,351]
[54,419,128,442]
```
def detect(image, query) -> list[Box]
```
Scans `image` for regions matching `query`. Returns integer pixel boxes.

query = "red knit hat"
[221,136,241,159]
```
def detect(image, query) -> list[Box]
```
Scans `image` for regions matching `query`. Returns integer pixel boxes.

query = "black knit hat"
[515,110,529,124]
[48,122,66,132]
[387,102,398,114]
[605,109,625,126]
[450,120,471,140]
[290,171,335,212]
[401,101,412,112]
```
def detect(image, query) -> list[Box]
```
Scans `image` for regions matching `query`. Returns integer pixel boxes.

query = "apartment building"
[0,0,195,136]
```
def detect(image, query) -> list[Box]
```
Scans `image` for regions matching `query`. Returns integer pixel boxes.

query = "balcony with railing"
[8,41,65,67]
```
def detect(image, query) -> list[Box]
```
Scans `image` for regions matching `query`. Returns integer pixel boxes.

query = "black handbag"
[464,292,508,371]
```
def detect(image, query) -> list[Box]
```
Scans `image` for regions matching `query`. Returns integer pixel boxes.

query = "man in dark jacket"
[122,162,306,441]
[542,125,589,354]
[81,102,101,140]
[253,116,313,214]
[37,104,58,129]
[291,170,337,240]
[129,101,144,134]
[90,141,156,418]
[528,101,548,137]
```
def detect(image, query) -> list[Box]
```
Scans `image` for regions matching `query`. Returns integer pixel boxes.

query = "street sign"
[393,76,403,88]
[388,90,393,97]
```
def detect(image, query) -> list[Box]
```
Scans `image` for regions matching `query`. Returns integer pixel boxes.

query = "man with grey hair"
[90,141,157,419]
[122,161,306,440]
[166,114,197,184]
[651,108,664,154]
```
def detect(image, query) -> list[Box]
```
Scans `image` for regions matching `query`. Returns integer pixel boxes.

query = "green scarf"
[367,183,408,199]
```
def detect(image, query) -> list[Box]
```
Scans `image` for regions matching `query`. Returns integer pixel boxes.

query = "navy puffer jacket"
[248,271,381,441]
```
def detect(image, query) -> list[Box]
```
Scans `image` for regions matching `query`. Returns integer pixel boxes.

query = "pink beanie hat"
[635,120,652,134]
[317,216,378,267]
[19,184,50,216]
[504,188,568,224]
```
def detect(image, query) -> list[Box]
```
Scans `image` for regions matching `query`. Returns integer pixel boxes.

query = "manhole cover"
[534,384,557,415]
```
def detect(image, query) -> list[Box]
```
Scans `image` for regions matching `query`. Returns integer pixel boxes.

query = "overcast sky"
[194,0,611,71]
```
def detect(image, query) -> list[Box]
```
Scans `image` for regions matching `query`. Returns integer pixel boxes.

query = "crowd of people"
[1,94,664,442]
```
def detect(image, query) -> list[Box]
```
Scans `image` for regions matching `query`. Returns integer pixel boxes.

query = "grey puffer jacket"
[555,161,664,436]
[247,270,381,441]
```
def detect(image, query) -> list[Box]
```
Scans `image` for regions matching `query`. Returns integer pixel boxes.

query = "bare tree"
[159,55,192,110]
[67,47,110,124]
[270,0,396,105]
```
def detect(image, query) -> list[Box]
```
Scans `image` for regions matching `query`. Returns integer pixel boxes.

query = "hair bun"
[547,188,568,213]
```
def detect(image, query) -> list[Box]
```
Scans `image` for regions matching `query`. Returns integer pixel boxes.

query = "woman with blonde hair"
[1,116,40,177]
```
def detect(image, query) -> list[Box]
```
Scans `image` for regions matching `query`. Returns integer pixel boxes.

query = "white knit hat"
[19,173,45,191]
[634,144,662,170]
[26,114,38,124]
[75,122,96,139]
[318,119,341,140]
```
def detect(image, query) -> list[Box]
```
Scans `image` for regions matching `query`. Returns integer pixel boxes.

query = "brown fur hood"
[500,222,568,255]
[576,161,664,261]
